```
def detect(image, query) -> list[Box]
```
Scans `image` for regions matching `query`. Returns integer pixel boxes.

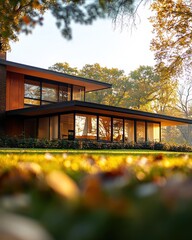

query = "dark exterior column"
[0,63,6,135]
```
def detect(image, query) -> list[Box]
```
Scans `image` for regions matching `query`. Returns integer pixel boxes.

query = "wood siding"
[5,117,24,137]
[6,71,24,110]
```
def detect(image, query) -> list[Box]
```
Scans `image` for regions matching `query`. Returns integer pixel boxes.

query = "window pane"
[136,121,145,142]
[38,117,49,139]
[59,85,71,102]
[24,80,40,99]
[124,120,134,142]
[113,118,123,142]
[42,82,58,102]
[147,122,160,142]
[24,98,40,106]
[99,116,111,141]
[50,116,58,140]
[75,114,97,140]
[73,86,85,101]
[24,118,37,138]
[60,114,74,140]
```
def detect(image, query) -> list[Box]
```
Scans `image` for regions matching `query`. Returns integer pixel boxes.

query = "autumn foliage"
[1,150,192,239]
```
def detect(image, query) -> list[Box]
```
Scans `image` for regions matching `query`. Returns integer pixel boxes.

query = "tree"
[125,65,178,114]
[150,0,192,79]
[80,63,129,106]
[49,62,79,76]
[0,0,141,51]
[49,62,129,106]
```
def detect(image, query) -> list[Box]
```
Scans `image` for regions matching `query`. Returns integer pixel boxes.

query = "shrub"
[0,136,192,152]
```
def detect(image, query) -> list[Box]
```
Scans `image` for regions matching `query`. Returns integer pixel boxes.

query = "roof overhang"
[0,59,111,92]
[6,101,192,127]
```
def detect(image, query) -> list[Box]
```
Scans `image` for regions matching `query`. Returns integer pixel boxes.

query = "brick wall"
[0,64,6,135]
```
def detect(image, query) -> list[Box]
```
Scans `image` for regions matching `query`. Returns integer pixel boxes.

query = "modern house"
[0,56,192,143]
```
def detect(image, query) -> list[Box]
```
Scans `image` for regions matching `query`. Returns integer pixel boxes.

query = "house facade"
[0,58,192,143]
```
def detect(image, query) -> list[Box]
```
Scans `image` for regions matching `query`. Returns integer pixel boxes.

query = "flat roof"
[6,101,192,127]
[0,59,111,92]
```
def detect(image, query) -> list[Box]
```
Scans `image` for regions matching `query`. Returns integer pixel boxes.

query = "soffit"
[6,101,192,127]
[1,60,111,92]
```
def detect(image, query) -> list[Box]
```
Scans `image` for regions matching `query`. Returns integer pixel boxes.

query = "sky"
[7,4,155,75]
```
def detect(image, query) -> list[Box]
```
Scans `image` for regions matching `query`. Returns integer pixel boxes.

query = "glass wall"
[23,112,161,143]
[38,117,49,139]
[124,120,134,142]
[59,86,71,102]
[147,122,160,142]
[99,116,111,141]
[42,82,58,104]
[75,114,97,140]
[113,118,123,141]
[60,114,74,140]
[50,116,58,140]
[24,78,84,107]
[136,121,146,142]
[24,79,40,106]
[73,86,85,101]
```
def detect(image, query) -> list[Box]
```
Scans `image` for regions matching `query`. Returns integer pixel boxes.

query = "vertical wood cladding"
[0,64,6,112]
[6,71,24,110]
[5,117,24,137]
[0,64,6,135]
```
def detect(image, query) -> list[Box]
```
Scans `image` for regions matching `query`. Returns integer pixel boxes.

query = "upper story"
[0,59,111,111]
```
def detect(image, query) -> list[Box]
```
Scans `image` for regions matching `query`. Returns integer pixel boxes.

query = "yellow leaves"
[150,0,192,78]
[46,171,80,200]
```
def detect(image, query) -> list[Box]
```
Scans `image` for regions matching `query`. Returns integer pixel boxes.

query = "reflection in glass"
[24,98,40,106]
[73,86,85,101]
[24,79,40,106]
[24,80,40,99]
[124,120,134,142]
[147,122,160,142]
[113,118,123,141]
[75,114,97,139]
[99,116,111,141]
[59,85,71,102]
[42,82,58,103]
[136,121,145,142]
[60,114,74,140]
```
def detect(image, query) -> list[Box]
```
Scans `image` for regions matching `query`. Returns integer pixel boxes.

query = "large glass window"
[73,86,85,101]
[147,122,160,142]
[42,82,58,104]
[24,77,86,107]
[50,116,58,140]
[113,118,123,142]
[38,117,49,139]
[99,116,111,141]
[59,86,71,102]
[24,79,40,106]
[60,114,74,140]
[124,120,134,142]
[136,121,146,142]
[75,114,97,140]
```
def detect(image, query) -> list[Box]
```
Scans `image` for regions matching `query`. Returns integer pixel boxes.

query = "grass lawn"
[0,148,192,239]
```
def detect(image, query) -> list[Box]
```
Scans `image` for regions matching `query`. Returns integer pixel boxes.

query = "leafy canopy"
[150,0,192,79]
[0,0,139,51]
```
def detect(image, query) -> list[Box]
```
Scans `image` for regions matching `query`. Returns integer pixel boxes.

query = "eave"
[0,59,111,92]
[6,101,192,127]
